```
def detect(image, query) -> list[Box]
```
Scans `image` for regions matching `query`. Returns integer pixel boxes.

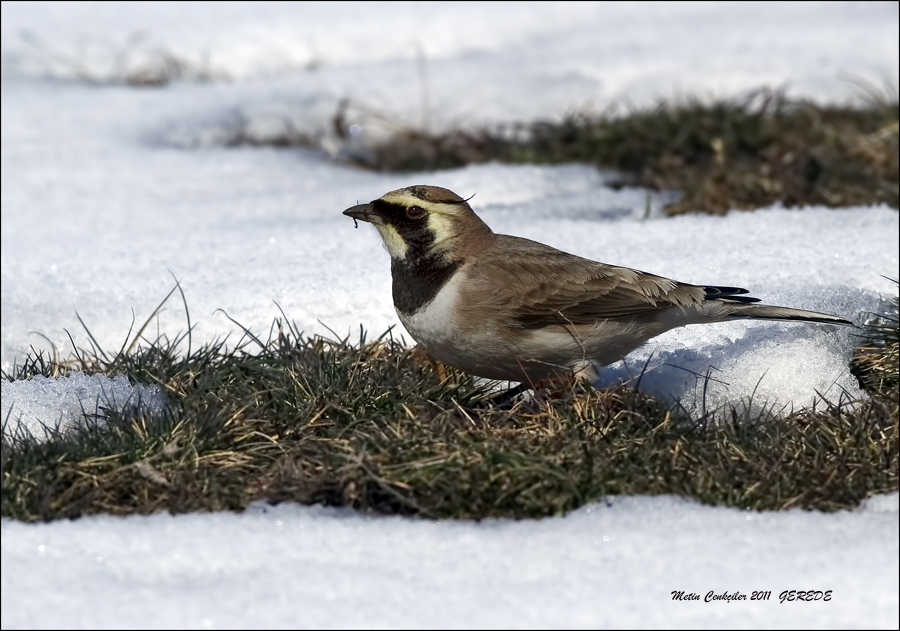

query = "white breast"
[396,269,563,381]
[398,269,518,379]
[397,270,466,355]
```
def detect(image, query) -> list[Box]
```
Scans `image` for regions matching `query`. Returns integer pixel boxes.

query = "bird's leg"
[409,345,449,381]
[477,373,583,409]
[476,383,531,408]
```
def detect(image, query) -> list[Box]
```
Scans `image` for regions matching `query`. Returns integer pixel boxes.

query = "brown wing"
[468,235,707,328]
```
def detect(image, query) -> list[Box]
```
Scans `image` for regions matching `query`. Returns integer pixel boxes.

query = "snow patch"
[1,373,165,438]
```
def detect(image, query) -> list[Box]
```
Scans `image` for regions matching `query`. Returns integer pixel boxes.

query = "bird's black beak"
[343,204,376,225]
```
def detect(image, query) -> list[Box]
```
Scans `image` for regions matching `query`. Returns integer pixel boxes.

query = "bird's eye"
[406,205,426,220]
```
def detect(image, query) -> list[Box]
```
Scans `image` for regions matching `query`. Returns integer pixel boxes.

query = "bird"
[343,185,853,384]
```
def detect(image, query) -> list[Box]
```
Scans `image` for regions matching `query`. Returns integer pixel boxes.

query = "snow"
[1,373,165,439]
[2,495,898,629]
[1,1,898,628]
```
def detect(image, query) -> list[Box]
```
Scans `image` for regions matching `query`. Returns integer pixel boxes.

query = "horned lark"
[344,185,852,383]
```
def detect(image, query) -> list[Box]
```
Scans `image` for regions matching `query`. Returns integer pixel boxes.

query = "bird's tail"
[702,286,853,326]
[727,304,853,326]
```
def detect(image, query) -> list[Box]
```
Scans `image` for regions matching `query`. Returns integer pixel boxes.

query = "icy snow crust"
[2,2,899,628]
[2,494,898,629]
[1,373,165,439]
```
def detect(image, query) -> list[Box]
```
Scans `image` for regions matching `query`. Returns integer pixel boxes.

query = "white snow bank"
[862,491,900,513]
[1,373,165,438]
[2,493,897,629]
[2,1,897,123]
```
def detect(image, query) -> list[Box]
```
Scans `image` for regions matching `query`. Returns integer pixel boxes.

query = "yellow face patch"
[376,188,465,258]
[374,223,409,259]
[425,211,460,251]
[380,189,417,206]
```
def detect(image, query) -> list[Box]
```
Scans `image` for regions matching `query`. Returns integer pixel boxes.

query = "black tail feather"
[704,285,762,304]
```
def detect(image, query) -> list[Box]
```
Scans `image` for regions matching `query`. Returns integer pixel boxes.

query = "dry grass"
[352,88,899,214]
[852,286,899,397]
[196,85,900,213]
[3,297,897,522]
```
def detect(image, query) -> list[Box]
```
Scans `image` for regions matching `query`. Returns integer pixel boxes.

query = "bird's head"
[343,185,493,262]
